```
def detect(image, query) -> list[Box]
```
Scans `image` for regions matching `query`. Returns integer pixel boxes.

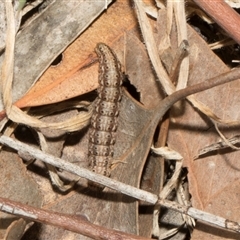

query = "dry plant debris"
[1,0,240,239]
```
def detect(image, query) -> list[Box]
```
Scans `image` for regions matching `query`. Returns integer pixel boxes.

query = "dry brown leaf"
[125,34,164,107]
[14,0,137,109]
[2,1,240,239]
[0,1,112,112]
[23,89,159,239]
[138,154,163,237]
[156,7,240,240]
[21,30,165,236]
[0,150,42,239]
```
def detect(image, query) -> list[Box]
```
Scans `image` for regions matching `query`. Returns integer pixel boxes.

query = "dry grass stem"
[1,1,93,133]
[134,0,238,131]
[173,1,190,90]
[37,131,77,191]
[196,134,240,158]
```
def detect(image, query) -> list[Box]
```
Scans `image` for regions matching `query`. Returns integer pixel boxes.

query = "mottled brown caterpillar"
[88,43,123,179]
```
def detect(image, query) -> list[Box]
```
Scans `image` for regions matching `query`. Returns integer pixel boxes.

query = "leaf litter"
[1,1,240,240]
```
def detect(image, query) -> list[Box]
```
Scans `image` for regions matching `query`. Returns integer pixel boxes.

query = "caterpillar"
[88,43,123,181]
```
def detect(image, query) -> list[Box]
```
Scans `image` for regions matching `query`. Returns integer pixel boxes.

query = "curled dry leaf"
[151,146,183,160]
[3,103,93,133]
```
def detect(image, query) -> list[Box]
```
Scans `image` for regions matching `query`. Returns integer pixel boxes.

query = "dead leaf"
[0,149,43,239]
[23,89,159,239]
[0,1,115,113]
[4,219,30,240]
[14,0,138,109]
[125,34,164,107]
[2,1,240,239]
[156,7,240,240]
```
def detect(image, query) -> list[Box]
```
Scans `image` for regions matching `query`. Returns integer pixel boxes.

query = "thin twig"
[173,0,189,91]
[0,197,150,240]
[1,1,15,113]
[193,0,240,45]
[0,134,158,204]
[169,40,189,85]
[0,135,240,233]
